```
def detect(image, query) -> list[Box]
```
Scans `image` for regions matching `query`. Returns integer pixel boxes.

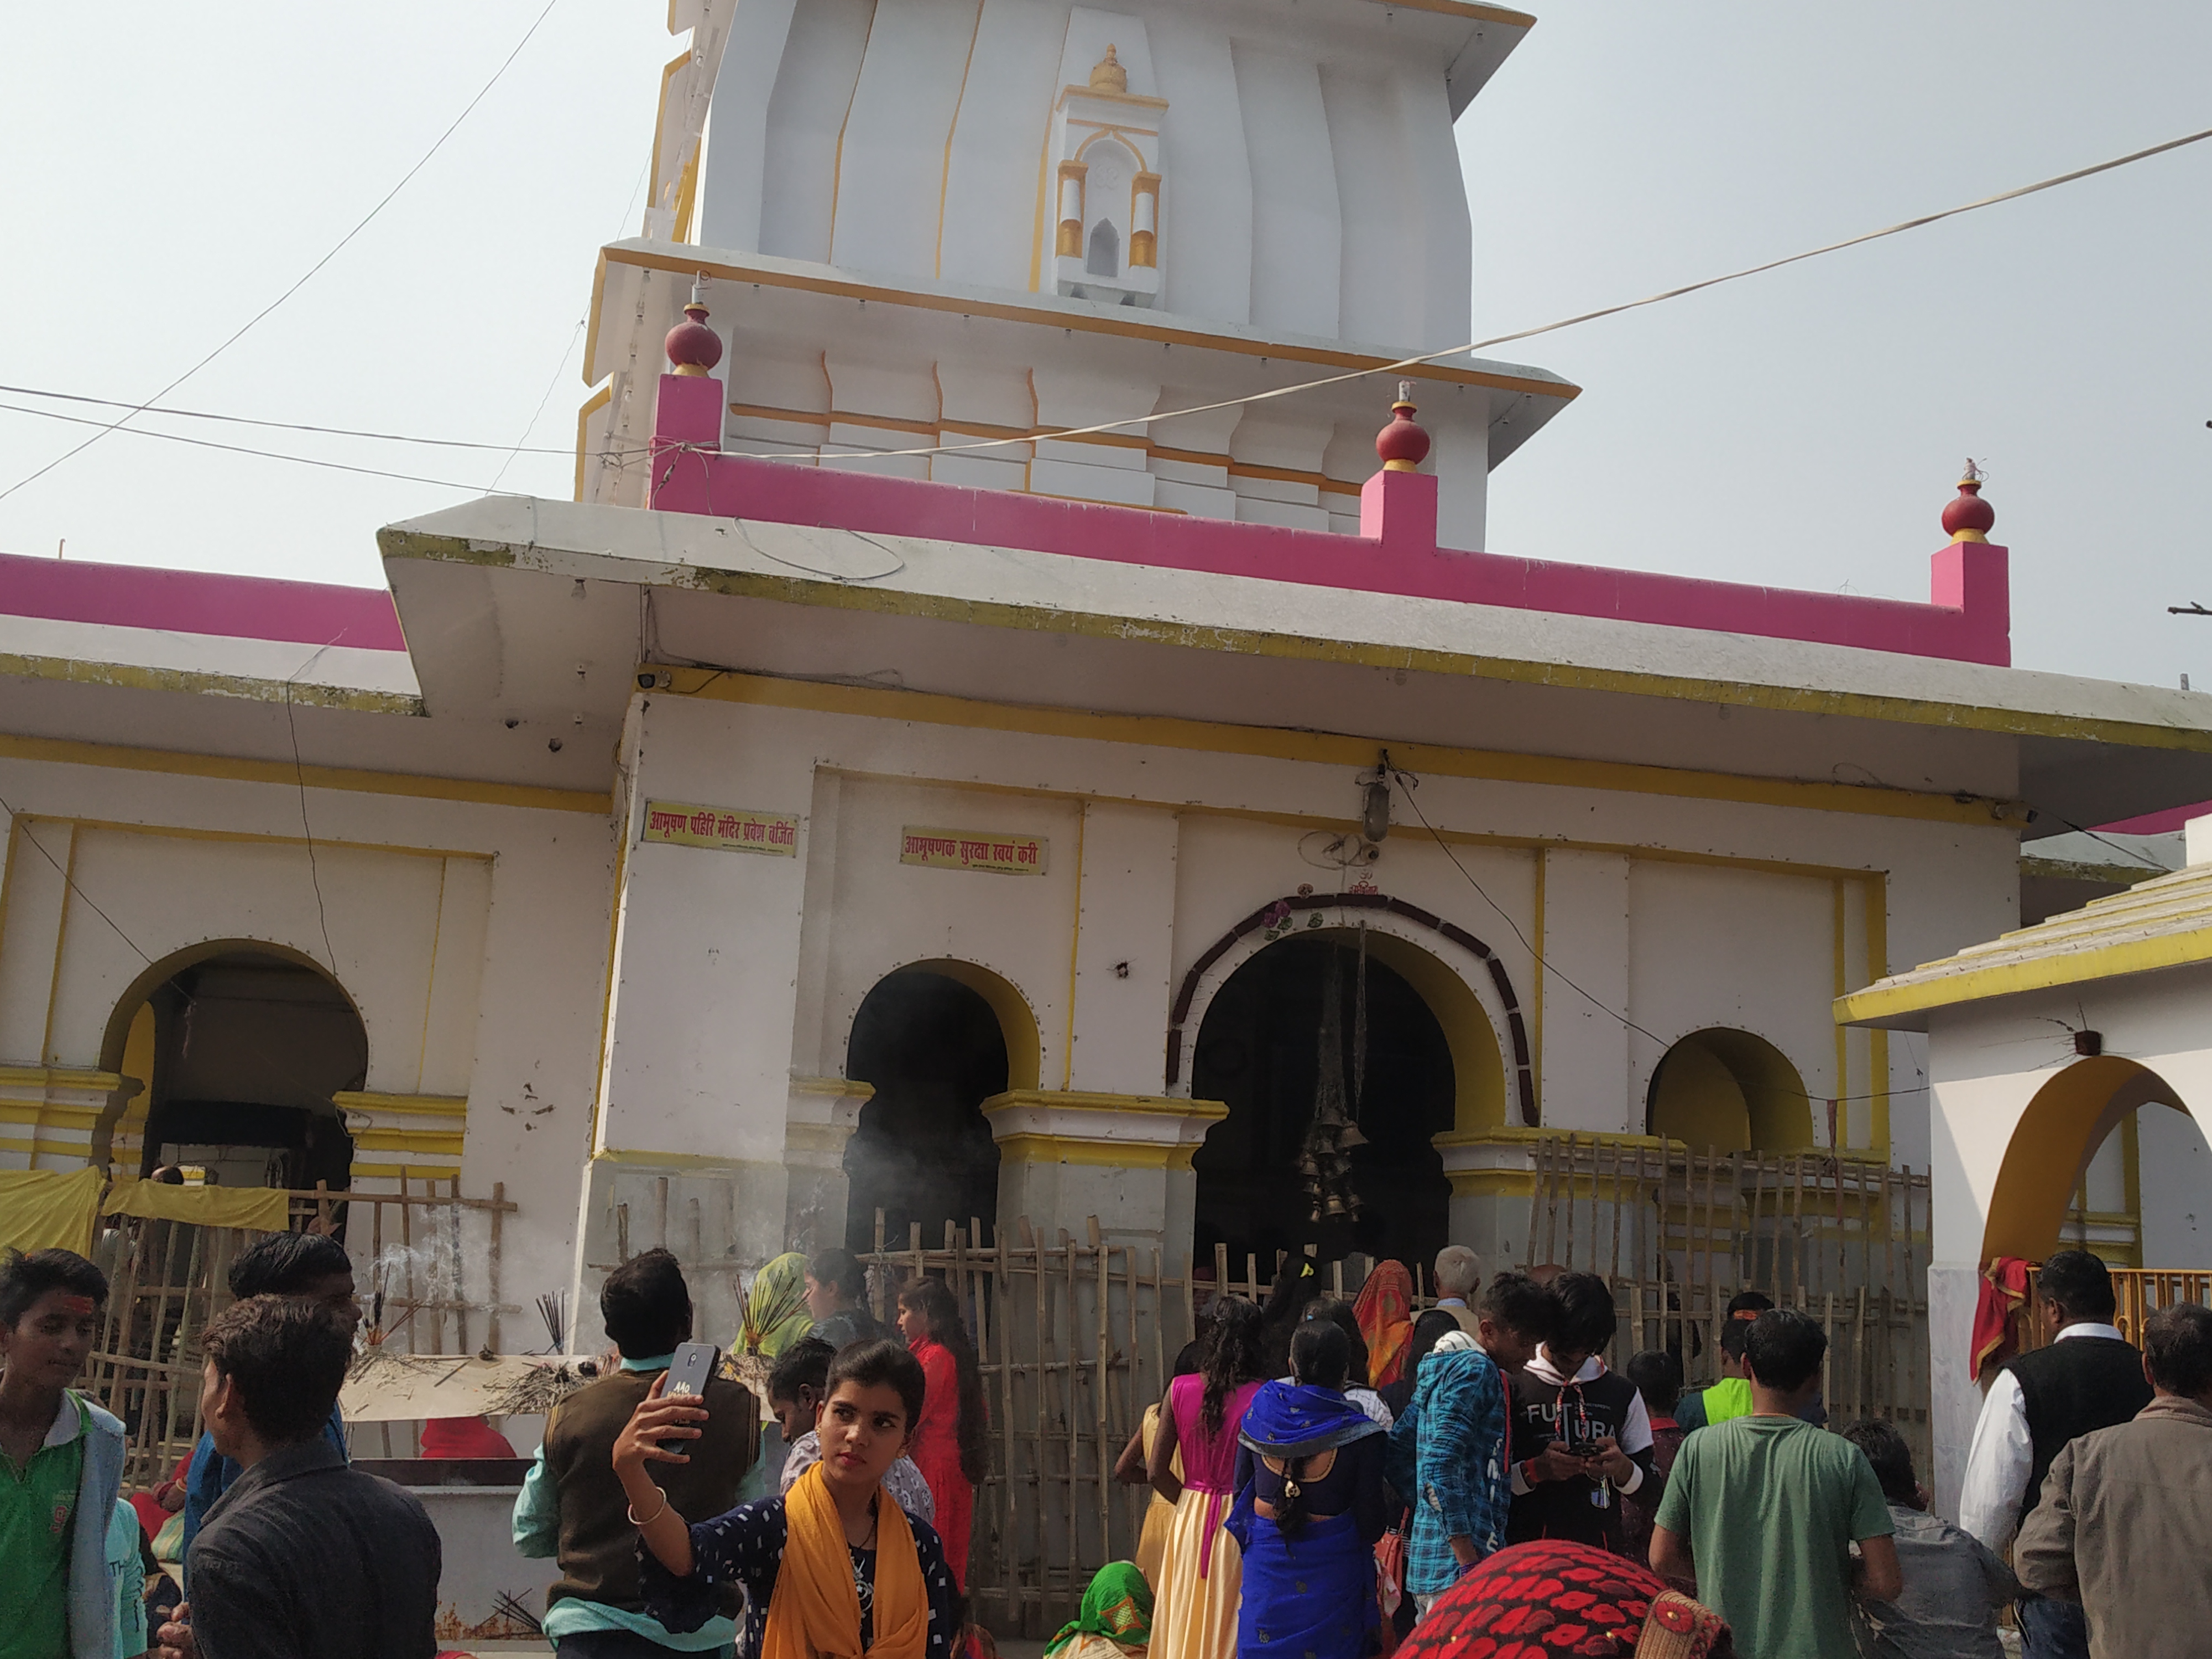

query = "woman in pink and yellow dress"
[1145,1297,1266,1659]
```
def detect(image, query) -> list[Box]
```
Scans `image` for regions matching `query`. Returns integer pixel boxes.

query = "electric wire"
[1385,760,1928,1108]
[0,383,575,455]
[762,120,2212,467]
[0,0,565,505]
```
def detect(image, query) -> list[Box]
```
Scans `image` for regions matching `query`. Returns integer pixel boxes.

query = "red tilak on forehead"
[56,1295,96,1317]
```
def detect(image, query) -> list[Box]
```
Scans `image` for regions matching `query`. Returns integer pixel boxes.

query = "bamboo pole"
[995,1220,1017,1622]
[1093,1220,1112,1575]
[488,1181,505,1353]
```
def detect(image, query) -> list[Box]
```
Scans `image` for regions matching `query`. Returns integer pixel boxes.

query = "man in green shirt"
[1651,1308,1898,1659]
[1,1248,127,1659]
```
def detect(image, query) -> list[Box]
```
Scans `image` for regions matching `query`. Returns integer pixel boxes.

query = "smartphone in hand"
[665,1341,721,1399]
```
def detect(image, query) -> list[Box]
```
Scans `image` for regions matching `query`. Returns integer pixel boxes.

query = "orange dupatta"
[763,1463,928,1659]
[1355,1260,1416,1387]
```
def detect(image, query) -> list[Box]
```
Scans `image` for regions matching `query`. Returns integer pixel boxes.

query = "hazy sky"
[2,3,2206,687]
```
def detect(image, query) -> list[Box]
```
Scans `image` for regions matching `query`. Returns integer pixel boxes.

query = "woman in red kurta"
[897,1277,987,1589]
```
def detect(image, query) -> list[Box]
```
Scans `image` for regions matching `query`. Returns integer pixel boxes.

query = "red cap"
[665,289,722,378]
[1376,382,1430,474]
[1943,463,1994,543]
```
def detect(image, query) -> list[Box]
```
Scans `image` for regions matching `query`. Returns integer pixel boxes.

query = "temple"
[7,3,2212,1593]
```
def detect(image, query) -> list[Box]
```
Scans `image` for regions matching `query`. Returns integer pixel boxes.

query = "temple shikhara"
[7,0,2212,1620]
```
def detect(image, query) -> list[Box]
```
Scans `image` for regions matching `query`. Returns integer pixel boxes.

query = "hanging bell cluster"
[1301,944,1368,1225]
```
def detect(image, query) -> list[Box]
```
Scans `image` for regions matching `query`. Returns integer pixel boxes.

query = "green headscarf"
[742,1251,815,1358]
[1045,1562,1152,1659]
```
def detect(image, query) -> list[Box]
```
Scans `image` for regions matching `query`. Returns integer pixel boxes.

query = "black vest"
[2004,1334,2152,1524]
[1505,1365,1648,1552]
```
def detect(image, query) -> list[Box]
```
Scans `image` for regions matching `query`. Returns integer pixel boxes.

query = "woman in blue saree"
[1229,1321,1395,1659]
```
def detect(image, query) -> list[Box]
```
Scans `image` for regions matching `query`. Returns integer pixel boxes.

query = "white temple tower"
[581,0,1577,548]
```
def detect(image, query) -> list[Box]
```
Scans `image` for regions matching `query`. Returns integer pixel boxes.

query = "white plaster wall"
[938,0,1066,290]
[0,750,614,1327]
[1540,849,1630,1133]
[1232,40,1340,340]
[1066,802,1179,1095]
[1626,859,1841,1144]
[815,774,1079,1082]
[828,0,984,276]
[696,0,802,252]
[756,0,876,265]
[2139,1102,2212,1267]
[596,695,817,1164]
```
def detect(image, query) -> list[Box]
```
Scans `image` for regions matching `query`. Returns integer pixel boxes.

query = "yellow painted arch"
[892,958,1044,1093]
[1322,927,1507,1135]
[1983,1057,2188,1263]
[1647,1028,1814,1155]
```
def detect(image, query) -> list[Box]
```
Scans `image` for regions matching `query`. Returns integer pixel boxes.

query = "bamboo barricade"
[83,1178,519,1493]
[1528,1133,1934,1472]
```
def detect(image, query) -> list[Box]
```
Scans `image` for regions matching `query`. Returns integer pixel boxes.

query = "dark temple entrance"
[1191,932,1454,1275]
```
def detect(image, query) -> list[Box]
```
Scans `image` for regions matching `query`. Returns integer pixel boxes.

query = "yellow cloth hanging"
[105,1177,291,1234]
[0,1167,107,1256]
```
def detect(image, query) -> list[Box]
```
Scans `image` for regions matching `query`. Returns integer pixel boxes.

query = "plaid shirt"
[1386,1347,1511,1595]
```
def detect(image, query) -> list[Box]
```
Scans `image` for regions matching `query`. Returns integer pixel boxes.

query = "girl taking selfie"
[615,1338,962,1659]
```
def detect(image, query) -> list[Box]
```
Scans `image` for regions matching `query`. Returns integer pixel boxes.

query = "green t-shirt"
[1653,1414,1892,1659]
[1,1395,88,1659]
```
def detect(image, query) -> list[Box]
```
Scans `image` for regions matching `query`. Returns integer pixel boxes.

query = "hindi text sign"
[641,800,799,856]
[900,827,1049,876]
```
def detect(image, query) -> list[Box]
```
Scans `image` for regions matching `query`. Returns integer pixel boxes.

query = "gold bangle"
[628,1488,671,1527]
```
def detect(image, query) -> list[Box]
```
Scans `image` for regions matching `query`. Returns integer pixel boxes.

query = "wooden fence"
[860,1214,1196,1638]
[1529,1134,1933,1467]
[84,1177,518,1492]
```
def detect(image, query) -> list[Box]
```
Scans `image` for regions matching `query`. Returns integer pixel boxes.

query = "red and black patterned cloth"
[1395,1540,1732,1659]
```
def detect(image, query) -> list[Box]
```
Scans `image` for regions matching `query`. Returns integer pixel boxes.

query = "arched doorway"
[1983,1057,2195,1264]
[843,961,1034,1254]
[1190,932,1455,1272]
[102,945,366,1193]
[1647,1029,1813,1154]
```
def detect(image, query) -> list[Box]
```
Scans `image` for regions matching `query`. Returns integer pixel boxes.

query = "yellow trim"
[0,1100,105,1126]
[332,1091,469,1120]
[1448,1167,1537,1199]
[0,1066,128,1093]
[597,243,1581,404]
[576,382,614,501]
[41,825,77,1067]
[1837,924,2212,1026]
[0,732,611,815]
[825,4,878,254]
[1531,851,1546,1119]
[1,651,421,715]
[349,1127,466,1155]
[1865,878,1891,1155]
[660,667,2022,828]
[349,1161,461,1181]
[991,1133,1199,1171]
[0,1135,97,1162]
[911,958,1042,1092]
[415,858,447,1092]
[671,144,701,245]
[1062,806,1086,1091]
[934,2,985,281]
[1833,879,1849,1139]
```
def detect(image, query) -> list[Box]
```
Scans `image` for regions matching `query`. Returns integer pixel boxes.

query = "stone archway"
[95,940,366,1191]
[1166,891,1533,1128]
[842,959,1039,1253]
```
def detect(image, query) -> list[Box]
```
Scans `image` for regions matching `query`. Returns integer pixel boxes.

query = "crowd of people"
[10,1236,2212,1659]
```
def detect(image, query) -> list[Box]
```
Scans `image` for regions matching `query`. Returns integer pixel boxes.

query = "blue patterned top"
[1384,1348,1511,1596]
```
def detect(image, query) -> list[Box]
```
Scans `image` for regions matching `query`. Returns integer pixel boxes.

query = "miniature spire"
[664,273,723,378]
[1374,380,1430,474]
[1089,44,1128,92]
[1942,460,1995,544]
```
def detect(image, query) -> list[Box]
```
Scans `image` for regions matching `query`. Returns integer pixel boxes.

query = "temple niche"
[1048,32,1164,307]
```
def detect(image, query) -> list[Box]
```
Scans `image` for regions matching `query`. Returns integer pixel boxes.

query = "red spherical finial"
[1375,379,1430,473]
[665,275,722,378]
[1943,460,1995,543]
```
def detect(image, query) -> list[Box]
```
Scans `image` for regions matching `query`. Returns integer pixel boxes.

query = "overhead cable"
[0,0,564,505]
